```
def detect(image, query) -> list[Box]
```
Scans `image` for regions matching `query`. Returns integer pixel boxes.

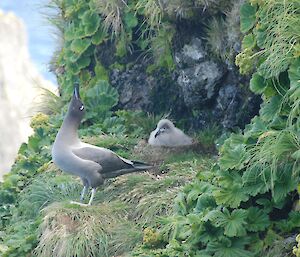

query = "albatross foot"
[70,200,91,207]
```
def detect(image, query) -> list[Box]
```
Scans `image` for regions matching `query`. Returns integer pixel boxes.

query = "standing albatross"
[52,84,152,205]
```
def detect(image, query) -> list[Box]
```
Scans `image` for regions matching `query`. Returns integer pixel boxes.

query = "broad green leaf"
[242,166,271,196]
[273,165,298,203]
[70,38,91,54]
[223,209,247,237]
[77,55,91,70]
[275,211,300,232]
[220,136,248,168]
[250,73,267,94]
[255,25,267,48]
[185,181,213,206]
[84,81,119,123]
[198,222,224,243]
[263,229,283,247]
[81,10,101,36]
[256,198,286,212]
[206,237,253,257]
[214,184,249,208]
[240,3,256,33]
[219,143,246,170]
[94,63,109,81]
[244,116,267,138]
[74,25,87,39]
[79,70,92,85]
[91,28,108,45]
[269,116,286,130]
[124,11,138,29]
[68,62,80,75]
[65,23,77,41]
[260,95,282,122]
[68,50,81,63]
[216,169,242,188]
[27,137,39,152]
[116,37,127,57]
[205,208,248,237]
[195,194,216,213]
[246,207,270,232]
[242,33,256,50]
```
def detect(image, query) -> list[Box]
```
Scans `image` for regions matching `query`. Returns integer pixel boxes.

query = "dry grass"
[34,201,127,257]
[94,0,127,38]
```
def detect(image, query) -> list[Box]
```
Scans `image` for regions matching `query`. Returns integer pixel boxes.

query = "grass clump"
[35,201,127,257]
[26,146,210,257]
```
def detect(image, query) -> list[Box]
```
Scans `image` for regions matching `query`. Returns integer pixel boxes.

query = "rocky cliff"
[0,10,55,180]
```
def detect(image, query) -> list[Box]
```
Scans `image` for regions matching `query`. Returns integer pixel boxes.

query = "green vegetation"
[131,0,300,256]
[50,0,238,99]
[1,0,300,256]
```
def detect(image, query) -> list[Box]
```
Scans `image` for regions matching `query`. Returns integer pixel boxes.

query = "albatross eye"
[79,105,84,111]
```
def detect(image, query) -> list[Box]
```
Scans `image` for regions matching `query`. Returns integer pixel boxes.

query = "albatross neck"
[58,115,81,143]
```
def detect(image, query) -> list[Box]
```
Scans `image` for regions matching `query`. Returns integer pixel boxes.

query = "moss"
[293,234,300,257]
[143,228,161,248]
[30,113,50,130]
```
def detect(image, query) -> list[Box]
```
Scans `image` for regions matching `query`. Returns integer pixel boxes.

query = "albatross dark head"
[67,83,85,124]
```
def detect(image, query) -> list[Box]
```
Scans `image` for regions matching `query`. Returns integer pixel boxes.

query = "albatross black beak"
[74,83,80,100]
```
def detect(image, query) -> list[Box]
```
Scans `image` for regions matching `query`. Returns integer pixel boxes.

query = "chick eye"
[79,105,84,111]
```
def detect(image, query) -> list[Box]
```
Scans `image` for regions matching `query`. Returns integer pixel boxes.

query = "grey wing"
[72,146,133,173]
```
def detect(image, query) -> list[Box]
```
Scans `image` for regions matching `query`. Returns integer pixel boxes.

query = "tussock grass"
[135,0,163,31]
[108,222,143,255]
[245,129,300,196]
[133,188,179,226]
[205,17,227,60]
[17,174,82,219]
[257,1,300,78]
[31,136,212,256]
[93,0,127,38]
[195,124,221,152]
[35,201,127,257]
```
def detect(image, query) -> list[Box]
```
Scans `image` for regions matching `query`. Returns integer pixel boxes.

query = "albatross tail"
[132,160,154,170]
[102,161,154,179]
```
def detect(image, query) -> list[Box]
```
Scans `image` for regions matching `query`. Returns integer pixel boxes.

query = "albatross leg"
[80,186,88,202]
[88,188,96,205]
[69,188,95,207]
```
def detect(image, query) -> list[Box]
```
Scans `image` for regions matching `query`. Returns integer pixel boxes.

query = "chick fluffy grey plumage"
[148,119,193,147]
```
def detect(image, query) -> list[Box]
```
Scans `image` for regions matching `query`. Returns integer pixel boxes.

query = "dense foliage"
[0,80,207,256]
[134,1,300,256]
[50,0,237,97]
[0,0,299,256]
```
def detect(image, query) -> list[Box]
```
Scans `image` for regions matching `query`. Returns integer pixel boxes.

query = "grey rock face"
[109,36,260,131]
[216,84,242,128]
[110,64,154,111]
[175,38,206,67]
[177,61,224,108]
[176,37,225,108]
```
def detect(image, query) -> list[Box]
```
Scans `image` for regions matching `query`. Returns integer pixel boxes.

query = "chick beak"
[154,129,161,138]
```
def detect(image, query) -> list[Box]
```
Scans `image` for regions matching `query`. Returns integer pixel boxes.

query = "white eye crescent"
[79,105,84,111]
